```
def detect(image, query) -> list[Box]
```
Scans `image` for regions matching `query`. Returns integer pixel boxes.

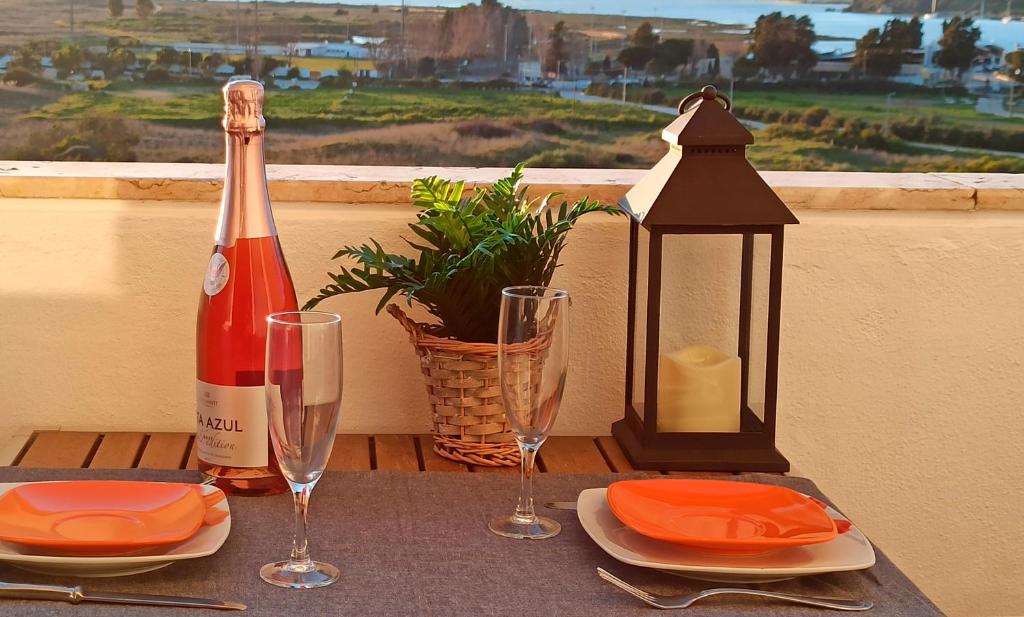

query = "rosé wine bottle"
[196,80,293,496]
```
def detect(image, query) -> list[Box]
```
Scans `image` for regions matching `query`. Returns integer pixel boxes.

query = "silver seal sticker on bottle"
[204,253,230,296]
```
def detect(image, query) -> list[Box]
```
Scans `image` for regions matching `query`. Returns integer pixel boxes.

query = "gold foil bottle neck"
[222,80,266,134]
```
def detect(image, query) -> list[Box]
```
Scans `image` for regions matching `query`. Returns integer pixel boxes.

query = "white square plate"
[0,482,230,577]
[577,487,875,583]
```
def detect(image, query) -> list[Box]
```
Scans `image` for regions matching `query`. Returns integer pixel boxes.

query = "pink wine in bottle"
[196,80,293,496]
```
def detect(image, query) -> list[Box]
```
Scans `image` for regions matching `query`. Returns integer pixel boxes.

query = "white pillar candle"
[657,345,741,433]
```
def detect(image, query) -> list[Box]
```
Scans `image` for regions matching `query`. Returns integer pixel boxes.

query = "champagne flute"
[261,311,343,589]
[488,286,570,540]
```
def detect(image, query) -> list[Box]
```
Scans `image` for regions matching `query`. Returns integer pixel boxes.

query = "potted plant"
[305,164,619,466]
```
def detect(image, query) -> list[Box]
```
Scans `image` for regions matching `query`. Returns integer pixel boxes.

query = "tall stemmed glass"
[261,311,343,589]
[488,286,570,540]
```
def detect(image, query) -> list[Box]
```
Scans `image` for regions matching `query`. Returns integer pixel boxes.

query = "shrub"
[525,147,617,168]
[800,106,830,127]
[454,121,514,139]
[2,67,37,86]
[144,66,171,83]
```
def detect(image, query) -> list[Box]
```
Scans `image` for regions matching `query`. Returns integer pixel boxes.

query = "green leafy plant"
[304,164,620,343]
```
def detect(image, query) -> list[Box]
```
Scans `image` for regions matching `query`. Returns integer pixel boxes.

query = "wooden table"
[1,431,689,474]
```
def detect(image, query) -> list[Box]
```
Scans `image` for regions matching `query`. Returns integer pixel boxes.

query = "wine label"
[196,380,268,468]
[203,253,230,296]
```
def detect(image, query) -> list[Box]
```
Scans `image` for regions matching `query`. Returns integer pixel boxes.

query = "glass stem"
[514,442,540,523]
[289,484,312,568]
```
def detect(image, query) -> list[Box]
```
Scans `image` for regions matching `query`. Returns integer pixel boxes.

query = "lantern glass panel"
[630,224,650,416]
[746,233,773,424]
[654,233,743,434]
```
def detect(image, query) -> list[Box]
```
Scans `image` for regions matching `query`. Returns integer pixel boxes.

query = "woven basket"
[388,304,547,467]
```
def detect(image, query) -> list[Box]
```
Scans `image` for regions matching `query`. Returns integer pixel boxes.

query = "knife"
[0,582,245,611]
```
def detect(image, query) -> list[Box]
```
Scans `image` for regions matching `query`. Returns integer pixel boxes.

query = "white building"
[287,41,370,59]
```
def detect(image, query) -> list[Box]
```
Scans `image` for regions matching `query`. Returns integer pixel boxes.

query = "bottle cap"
[222,80,265,134]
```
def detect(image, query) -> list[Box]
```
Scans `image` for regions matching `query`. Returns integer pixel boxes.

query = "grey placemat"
[0,468,944,616]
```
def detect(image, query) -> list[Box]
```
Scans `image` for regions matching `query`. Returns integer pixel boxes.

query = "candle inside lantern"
[657,345,741,433]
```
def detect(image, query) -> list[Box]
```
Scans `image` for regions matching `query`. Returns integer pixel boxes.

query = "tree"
[136,0,154,19]
[854,28,902,76]
[631,22,659,48]
[200,53,225,76]
[640,38,694,75]
[707,43,721,76]
[52,44,85,77]
[935,16,981,76]
[853,17,922,77]
[436,0,528,62]
[155,47,180,66]
[98,47,136,77]
[415,56,436,78]
[544,20,569,75]
[11,41,49,72]
[617,45,656,70]
[108,0,123,17]
[749,12,817,78]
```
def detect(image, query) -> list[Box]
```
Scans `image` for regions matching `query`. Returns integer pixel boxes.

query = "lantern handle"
[678,85,732,115]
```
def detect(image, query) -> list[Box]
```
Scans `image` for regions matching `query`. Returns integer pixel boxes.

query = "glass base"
[488,514,561,540]
[260,560,340,589]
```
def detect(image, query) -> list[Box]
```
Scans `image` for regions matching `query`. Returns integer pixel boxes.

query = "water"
[264,0,1024,52]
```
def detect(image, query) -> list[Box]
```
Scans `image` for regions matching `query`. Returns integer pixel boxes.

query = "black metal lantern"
[611,85,798,472]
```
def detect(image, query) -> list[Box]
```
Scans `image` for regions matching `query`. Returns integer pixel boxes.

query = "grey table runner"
[0,468,943,616]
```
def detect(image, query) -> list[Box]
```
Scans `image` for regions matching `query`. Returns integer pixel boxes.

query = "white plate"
[577,487,875,583]
[0,482,230,577]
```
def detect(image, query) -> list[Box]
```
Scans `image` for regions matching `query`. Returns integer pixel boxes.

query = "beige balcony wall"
[0,163,1022,616]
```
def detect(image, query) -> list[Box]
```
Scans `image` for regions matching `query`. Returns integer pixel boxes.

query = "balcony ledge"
[1,161,1022,211]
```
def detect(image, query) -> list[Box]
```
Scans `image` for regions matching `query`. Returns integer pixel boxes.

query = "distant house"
[40,56,53,68]
[89,69,105,80]
[319,69,339,79]
[354,68,379,79]
[0,54,11,74]
[167,64,185,74]
[41,68,58,80]
[215,64,235,76]
[351,36,385,46]
[519,61,543,83]
[269,66,290,78]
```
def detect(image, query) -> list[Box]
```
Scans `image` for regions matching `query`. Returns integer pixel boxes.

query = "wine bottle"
[196,80,293,496]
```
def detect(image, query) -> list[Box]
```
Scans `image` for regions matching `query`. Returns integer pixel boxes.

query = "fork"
[596,568,873,611]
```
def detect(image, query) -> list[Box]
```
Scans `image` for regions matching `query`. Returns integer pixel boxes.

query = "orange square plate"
[0,481,207,556]
[606,479,837,554]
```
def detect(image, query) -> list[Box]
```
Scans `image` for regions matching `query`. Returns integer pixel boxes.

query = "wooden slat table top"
[5,431,741,475]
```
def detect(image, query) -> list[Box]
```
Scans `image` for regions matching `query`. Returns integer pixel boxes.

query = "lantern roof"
[620,85,798,228]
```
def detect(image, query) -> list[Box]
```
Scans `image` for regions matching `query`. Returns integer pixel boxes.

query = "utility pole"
[884,91,896,135]
[503,21,509,67]
[254,0,260,78]
[622,66,628,102]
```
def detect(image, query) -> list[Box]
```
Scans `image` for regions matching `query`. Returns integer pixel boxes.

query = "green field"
[681,89,1024,131]
[27,86,666,129]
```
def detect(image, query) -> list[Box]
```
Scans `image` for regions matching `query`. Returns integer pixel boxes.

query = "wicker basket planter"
[388,304,533,467]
